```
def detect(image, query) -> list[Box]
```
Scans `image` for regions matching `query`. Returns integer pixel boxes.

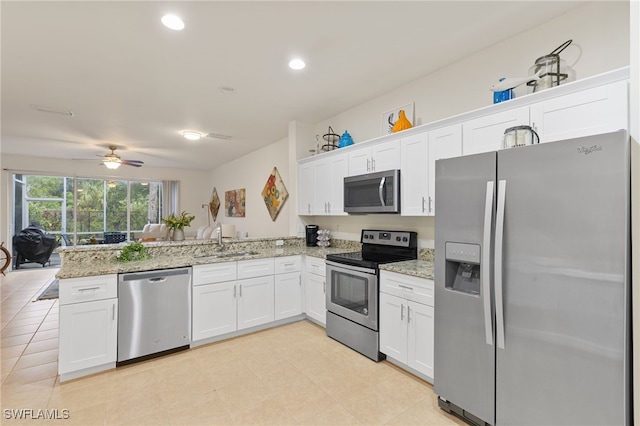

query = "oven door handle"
[325,260,377,276]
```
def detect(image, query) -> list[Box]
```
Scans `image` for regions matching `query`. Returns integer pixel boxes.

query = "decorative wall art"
[381,103,414,135]
[209,187,220,221]
[225,188,246,217]
[262,167,289,221]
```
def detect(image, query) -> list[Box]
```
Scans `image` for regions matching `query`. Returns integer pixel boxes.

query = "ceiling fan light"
[104,159,122,169]
[182,130,203,141]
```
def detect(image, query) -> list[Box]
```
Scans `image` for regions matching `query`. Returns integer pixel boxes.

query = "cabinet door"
[192,281,237,341]
[314,159,332,215]
[372,140,401,172]
[298,162,315,215]
[328,155,348,215]
[407,301,434,379]
[237,275,275,330]
[348,146,372,176]
[379,293,407,363]
[462,107,529,155]
[59,298,117,375]
[401,133,429,216]
[275,272,302,320]
[428,124,462,215]
[530,80,628,143]
[305,272,326,326]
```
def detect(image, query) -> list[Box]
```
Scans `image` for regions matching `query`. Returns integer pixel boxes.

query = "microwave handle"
[378,177,386,207]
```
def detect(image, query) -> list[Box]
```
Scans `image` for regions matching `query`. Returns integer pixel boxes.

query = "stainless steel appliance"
[344,169,400,214]
[326,230,417,361]
[118,267,192,364]
[434,130,631,425]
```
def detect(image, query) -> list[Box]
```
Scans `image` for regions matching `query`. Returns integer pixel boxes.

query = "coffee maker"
[305,225,318,247]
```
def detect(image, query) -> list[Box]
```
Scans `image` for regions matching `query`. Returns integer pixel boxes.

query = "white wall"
[209,137,290,238]
[0,154,211,243]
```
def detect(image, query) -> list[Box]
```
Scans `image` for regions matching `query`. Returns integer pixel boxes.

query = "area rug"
[35,279,59,301]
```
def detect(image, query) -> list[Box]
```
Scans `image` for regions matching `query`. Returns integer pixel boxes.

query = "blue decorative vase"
[338,131,354,148]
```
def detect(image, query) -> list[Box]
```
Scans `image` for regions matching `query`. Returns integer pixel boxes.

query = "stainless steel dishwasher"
[118,267,191,364]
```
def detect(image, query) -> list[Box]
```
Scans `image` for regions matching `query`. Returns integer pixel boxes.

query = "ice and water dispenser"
[445,242,481,295]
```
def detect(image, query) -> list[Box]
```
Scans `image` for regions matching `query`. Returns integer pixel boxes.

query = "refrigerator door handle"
[482,181,494,346]
[495,179,507,349]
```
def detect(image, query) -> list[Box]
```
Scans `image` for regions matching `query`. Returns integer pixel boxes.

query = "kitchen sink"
[194,251,260,260]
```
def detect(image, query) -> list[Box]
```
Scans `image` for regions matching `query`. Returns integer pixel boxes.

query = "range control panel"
[361,230,417,247]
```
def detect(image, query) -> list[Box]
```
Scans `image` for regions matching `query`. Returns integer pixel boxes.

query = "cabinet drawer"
[380,271,434,307]
[193,262,237,286]
[305,256,325,276]
[274,255,302,274]
[59,274,118,305]
[237,258,275,279]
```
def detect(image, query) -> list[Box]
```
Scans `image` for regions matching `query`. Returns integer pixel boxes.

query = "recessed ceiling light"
[288,58,306,70]
[161,14,185,30]
[219,86,236,94]
[182,130,203,141]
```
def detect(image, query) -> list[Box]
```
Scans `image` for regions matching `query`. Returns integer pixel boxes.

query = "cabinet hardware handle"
[428,196,433,213]
[323,281,326,293]
[401,304,404,321]
[112,304,115,321]
[283,262,295,267]
[367,159,370,172]
[299,276,302,286]
[234,285,236,298]
[372,158,375,171]
[78,287,100,292]
[239,285,243,297]
[327,202,331,213]
[308,203,311,214]
[407,306,412,323]
[398,284,414,291]
[421,197,426,213]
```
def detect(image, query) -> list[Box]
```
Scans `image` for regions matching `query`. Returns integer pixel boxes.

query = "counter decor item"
[316,229,331,247]
[116,242,150,262]
[162,211,195,241]
[209,187,220,222]
[262,167,289,221]
[225,188,246,217]
[338,131,354,148]
[527,39,576,93]
[381,103,414,135]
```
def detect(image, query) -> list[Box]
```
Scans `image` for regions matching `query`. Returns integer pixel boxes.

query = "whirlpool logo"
[577,145,602,155]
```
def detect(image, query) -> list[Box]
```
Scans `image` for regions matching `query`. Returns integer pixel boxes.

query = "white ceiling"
[1,1,586,171]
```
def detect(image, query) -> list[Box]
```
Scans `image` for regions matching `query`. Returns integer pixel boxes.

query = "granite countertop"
[379,259,434,280]
[56,245,352,279]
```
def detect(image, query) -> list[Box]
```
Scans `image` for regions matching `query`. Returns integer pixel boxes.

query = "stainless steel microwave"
[344,169,400,214]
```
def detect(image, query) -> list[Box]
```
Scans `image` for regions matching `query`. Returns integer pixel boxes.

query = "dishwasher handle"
[148,277,167,283]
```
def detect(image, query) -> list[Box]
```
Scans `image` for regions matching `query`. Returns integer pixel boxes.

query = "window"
[12,174,174,245]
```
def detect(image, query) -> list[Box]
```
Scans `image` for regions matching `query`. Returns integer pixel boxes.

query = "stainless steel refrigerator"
[433,130,631,426]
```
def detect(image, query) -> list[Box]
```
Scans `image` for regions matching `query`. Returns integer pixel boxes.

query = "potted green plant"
[162,211,195,241]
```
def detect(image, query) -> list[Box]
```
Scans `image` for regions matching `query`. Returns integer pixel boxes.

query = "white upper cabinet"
[530,80,628,143]
[298,153,348,216]
[401,125,462,216]
[462,107,529,155]
[427,124,463,215]
[348,140,401,176]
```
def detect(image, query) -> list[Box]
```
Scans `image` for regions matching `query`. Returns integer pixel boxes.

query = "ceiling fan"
[99,145,144,169]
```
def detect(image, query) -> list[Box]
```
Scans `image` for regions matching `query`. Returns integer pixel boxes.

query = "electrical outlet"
[275,240,284,246]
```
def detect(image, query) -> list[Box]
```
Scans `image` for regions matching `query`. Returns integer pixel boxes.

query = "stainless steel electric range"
[325,229,418,361]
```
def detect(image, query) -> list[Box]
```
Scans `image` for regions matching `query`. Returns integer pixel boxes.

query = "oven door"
[326,260,378,330]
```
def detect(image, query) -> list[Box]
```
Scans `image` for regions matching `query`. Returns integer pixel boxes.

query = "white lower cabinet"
[274,256,303,321]
[304,256,326,326]
[192,281,237,340]
[379,271,434,381]
[58,274,118,378]
[237,275,275,330]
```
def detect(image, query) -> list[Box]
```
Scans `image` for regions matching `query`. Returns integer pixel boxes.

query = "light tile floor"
[1,268,465,425]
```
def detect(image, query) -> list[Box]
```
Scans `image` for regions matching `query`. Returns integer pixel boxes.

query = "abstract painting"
[381,102,414,135]
[209,187,220,222]
[262,167,289,221]
[225,188,246,217]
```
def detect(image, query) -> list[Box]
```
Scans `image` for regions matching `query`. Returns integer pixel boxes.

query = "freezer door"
[434,151,496,425]
[495,131,630,425]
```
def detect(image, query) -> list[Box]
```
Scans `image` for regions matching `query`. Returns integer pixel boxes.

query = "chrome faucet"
[215,223,225,250]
